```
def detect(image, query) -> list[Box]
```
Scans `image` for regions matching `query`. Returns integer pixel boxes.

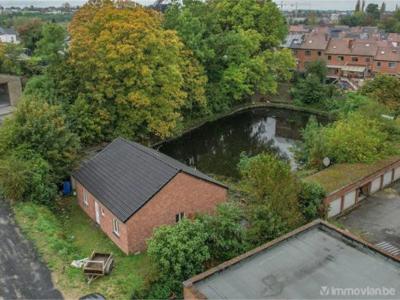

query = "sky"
[1,0,400,11]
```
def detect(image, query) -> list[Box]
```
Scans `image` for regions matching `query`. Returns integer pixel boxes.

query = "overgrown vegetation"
[295,75,400,170]
[13,199,151,299]
[144,153,326,298]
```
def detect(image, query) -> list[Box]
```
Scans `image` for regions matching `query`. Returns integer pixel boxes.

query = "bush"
[299,181,326,221]
[0,152,57,205]
[292,74,327,105]
[245,203,286,246]
[238,153,304,230]
[147,219,210,298]
[200,202,247,262]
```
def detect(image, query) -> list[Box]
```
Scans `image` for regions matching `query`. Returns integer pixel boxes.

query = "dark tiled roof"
[0,27,17,35]
[73,138,227,222]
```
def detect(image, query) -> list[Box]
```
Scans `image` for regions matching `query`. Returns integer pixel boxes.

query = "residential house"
[72,138,228,254]
[374,45,400,75]
[294,33,329,71]
[183,219,400,299]
[0,27,18,44]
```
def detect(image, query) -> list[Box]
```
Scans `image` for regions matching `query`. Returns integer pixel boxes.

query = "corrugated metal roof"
[72,137,227,222]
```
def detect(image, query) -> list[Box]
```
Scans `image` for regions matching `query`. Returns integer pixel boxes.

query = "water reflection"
[158,108,322,179]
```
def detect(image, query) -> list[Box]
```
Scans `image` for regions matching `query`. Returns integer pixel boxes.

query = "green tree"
[0,152,57,205]
[164,0,295,112]
[291,74,327,105]
[366,3,380,20]
[200,202,247,262]
[147,219,210,298]
[66,1,206,144]
[239,153,304,230]
[360,74,400,117]
[35,23,67,65]
[298,181,326,221]
[245,202,286,246]
[15,18,44,52]
[0,96,80,181]
[323,112,395,164]
[305,60,328,83]
[295,116,326,168]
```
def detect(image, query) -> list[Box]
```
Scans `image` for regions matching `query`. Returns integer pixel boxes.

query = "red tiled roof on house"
[298,33,329,50]
[326,38,352,55]
[375,46,400,62]
[388,33,400,43]
[351,40,378,56]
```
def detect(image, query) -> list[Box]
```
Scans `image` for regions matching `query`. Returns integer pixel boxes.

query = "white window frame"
[176,212,185,223]
[113,218,120,236]
[83,190,89,207]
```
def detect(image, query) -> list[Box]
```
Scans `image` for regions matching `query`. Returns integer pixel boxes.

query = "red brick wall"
[125,172,228,253]
[74,173,228,254]
[294,49,326,71]
[372,60,400,75]
[75,181,130,254]
[326,54,374,70]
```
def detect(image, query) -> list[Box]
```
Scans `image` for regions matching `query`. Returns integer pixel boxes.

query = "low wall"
[0,74,22,107]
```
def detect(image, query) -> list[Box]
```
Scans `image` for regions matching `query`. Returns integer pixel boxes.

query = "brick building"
[72,138,228,254]
[293,33,329,71]
[286,25,400,78]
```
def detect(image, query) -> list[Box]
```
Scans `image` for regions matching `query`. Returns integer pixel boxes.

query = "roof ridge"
[118,137,181,172]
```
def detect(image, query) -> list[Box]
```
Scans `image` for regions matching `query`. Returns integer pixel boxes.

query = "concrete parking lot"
[0,200,62,299]
[340,181,400,256]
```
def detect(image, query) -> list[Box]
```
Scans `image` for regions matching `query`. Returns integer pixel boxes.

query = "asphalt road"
[340,181,400,251]
[0,200,63,300]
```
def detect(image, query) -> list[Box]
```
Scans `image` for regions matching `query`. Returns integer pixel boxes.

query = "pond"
[157,107,325,179]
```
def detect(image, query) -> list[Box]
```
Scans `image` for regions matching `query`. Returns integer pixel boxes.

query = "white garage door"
[394,167,400,181]
[328,198,342,217]
[370,177,381,194]
[343,191,356,210]
[383,171,393,187]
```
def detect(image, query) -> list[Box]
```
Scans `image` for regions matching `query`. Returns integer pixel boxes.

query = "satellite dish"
[323,157,331,167]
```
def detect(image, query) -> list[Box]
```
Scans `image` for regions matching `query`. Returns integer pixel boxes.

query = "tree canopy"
[65,0,207,144]
[164,0,295,112]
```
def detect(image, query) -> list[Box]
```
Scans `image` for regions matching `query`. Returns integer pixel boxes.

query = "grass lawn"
[305,156,400,194]
[13,197,152,299]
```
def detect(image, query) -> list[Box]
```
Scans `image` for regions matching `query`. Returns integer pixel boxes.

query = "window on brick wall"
[338,56,344,61]
[377,62,381,67]
[328,55,332,60]
[318,51,322,56]
[305,50,311,56]
[389,62,397,68]
[175,212,185,223]
[352,57,358,62]
[83,190,89,207]
[365,57,370,62]
[113,218,120,236]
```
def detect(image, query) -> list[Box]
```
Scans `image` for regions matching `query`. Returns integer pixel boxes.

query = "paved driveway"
[340,181,400,256]
[0,200,63,299]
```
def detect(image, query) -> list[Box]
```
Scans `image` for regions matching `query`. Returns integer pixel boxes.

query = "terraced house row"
[285,25,400,80]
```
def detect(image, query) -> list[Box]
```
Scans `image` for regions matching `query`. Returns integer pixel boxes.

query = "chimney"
[349,39,354,49]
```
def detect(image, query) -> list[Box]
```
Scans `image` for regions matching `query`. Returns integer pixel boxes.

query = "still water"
[158,108,323,179]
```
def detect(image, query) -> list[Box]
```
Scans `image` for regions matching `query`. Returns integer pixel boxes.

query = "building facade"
[73,138,228,254]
